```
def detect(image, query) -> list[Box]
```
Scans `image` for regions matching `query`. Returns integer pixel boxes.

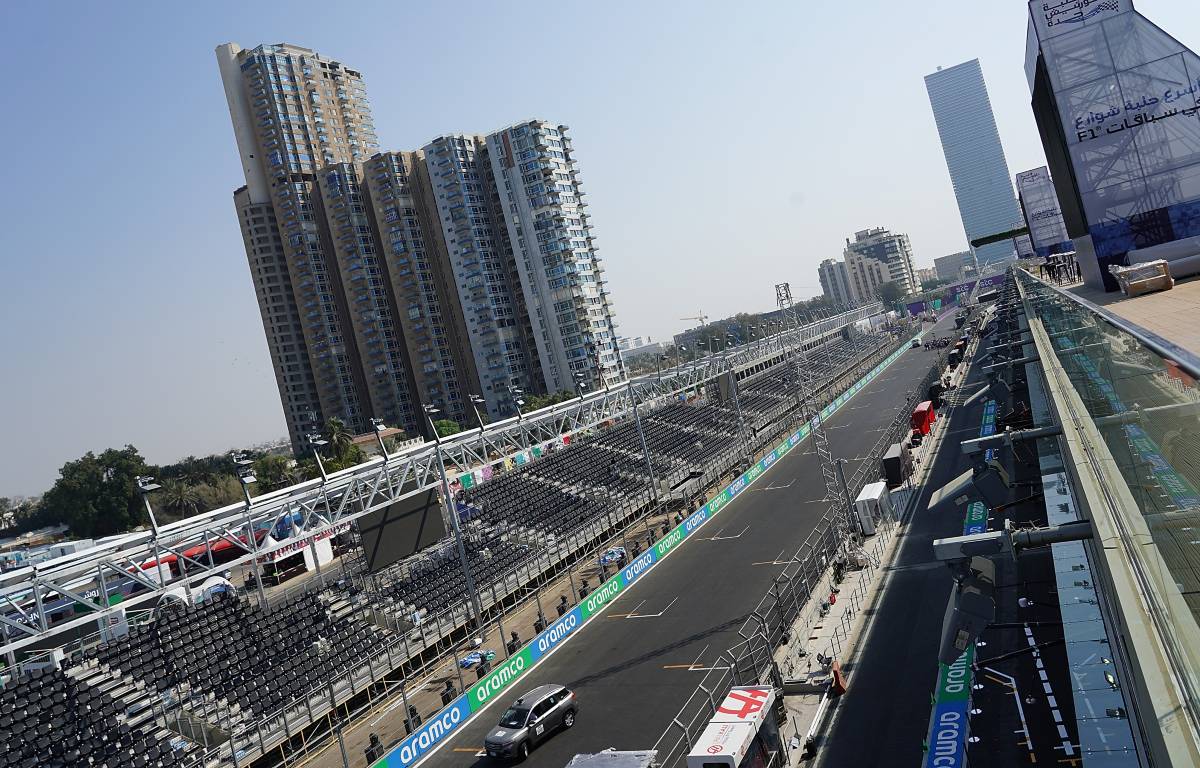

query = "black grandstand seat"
[0,667,186,768]
[89,590,392,722]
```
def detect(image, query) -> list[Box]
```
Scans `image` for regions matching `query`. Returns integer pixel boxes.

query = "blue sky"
[2,0,1197,496]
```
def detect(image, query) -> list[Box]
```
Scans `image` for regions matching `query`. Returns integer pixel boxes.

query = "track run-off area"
[372,312,961,768]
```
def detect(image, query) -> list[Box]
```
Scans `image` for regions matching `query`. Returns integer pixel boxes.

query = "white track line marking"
[624,596,679,619]
[982,666,1033,755]
[702,525,750,541]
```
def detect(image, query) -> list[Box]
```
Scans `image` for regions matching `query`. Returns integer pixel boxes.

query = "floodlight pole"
[230,454,269,607]
[425,408,483,629]
[728,371,750,461]
[510,387,529,451]
[836,458,857,547]
[238,476,269,610]
[469,395,487,434]
[136,478,161,537]
[627,379,659,501]
[370,418,389,459]
[307,434,329,482]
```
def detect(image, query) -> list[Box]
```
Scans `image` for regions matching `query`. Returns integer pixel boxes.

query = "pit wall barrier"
[922,397,995,768]
[373,334,921,768]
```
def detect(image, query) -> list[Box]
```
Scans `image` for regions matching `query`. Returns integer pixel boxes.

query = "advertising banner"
[924,646,975,768]
[376,694,471,768]
[1028,0,1128,42]
[467,648,534,712]
[922,390,998,766]
[1029,0,1200,285]
[963,502,988,536]
[980,399,998,462]
[1016,166,1073,257]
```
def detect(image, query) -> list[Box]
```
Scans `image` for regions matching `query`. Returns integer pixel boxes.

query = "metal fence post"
[400,680,414,733]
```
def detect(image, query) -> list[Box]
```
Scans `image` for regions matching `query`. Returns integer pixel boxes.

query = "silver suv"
[484,684,577,761]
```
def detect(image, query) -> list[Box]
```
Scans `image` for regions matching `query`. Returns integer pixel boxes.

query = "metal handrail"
[1016,271,1200,763]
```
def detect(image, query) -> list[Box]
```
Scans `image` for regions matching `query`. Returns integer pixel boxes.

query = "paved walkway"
[1068,274,1200,359]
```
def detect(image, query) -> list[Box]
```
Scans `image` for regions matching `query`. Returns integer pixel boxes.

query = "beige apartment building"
[844,249,891,304]
[219,42,386,447]
[362,151,483,421]
[219,42,622,449]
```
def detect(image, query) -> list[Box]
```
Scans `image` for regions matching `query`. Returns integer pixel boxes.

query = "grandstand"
[0,313,903,768]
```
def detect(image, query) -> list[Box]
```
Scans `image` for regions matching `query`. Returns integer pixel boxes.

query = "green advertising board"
[466,646,534,712]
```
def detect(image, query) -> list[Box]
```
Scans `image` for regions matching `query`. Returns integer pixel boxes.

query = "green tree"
[160,480,203,521]
[159,453,231,486]
[326,443,366,473]
[877,281,906,307]
[324,418,354,458]
[4,499,52,534]
[254,454,298,492]
[433,419,462,438]
[295,457,321,483]
[196,476,243,510]
[524,391,575,411]
[39,446,149,537]
[921,278,950,291]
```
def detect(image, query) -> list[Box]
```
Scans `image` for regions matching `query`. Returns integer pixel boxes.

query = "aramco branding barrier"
[372,336,920,768]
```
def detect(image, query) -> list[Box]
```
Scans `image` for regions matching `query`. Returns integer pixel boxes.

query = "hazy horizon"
[3,0,1198,496]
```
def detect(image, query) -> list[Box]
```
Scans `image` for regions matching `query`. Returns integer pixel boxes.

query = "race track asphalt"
[417,312,962,768]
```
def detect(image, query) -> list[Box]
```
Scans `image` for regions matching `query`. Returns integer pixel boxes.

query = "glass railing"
[1017,268,1200,745]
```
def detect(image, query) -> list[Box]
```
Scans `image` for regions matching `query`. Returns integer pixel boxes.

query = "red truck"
[911,400,936,436]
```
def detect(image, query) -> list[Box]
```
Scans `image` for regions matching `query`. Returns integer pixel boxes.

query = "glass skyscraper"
[925,59,1025,269]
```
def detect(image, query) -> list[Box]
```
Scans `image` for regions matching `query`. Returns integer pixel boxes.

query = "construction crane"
[678,311,711,354]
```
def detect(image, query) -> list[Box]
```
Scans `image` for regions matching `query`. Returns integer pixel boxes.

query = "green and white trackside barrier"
[373,335,920,768]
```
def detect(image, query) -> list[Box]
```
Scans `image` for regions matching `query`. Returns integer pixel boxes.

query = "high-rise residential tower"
[843,250,891,304]
[925,59,1025,269]
[218,42,392,449]
[422,134,541,419]
[843,227,918,295]
[220,43,624,443]
[817,258,853,308]
[361,151,481,425]
[486,121,624,393]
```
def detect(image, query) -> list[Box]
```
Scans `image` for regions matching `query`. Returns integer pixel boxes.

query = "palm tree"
[161,480,203,521]
[324,418,354,459]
